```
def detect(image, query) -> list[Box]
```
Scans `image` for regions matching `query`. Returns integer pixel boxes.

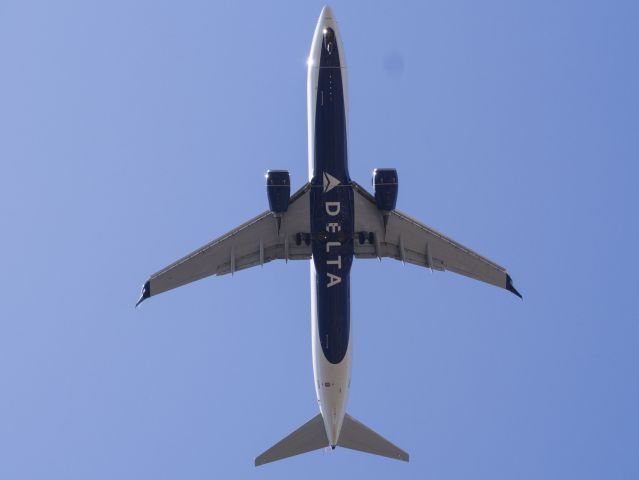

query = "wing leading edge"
[136,183,312,306]
[352,182,521,298]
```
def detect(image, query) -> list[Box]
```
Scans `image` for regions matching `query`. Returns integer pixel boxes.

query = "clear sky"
[1,1,638,479]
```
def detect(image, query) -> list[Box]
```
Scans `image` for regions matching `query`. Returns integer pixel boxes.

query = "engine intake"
[372,168,398,211]
[266,170,291,214]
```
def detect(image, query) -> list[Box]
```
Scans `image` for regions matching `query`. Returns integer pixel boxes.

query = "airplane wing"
[352,182,521,297]
[136,183,312,305]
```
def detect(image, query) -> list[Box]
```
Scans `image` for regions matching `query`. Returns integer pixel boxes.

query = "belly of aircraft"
[308,15,353,447]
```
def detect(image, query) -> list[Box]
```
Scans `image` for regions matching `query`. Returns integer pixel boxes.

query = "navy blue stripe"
[311,28,353,364]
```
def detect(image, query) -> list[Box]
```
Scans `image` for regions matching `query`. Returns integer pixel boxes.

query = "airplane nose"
[309,5,344,68]
[320,5,335,21]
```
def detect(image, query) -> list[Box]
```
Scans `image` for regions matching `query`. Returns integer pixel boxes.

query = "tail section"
[255,414,328,466]
[255,412,408,466]
[338,414,409,462]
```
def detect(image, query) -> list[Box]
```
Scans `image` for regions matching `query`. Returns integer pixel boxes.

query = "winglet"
[506,274,522,299]
[135,281,151,307]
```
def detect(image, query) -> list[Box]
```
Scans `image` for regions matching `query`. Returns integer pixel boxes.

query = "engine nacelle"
[372,168,398,211]
[266,170,291,213]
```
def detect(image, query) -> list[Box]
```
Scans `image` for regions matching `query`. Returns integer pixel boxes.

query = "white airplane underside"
[137,6,521,466]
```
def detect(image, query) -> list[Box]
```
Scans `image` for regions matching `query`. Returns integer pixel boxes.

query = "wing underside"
[137,183,312,304]
[137,181,520,303]
[352,182,521,297]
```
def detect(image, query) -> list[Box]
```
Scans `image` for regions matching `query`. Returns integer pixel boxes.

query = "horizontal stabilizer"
[255,414,328,466]
[338,414,409,462]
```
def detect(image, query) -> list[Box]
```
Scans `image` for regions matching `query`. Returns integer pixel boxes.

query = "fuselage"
[307,6,352,447]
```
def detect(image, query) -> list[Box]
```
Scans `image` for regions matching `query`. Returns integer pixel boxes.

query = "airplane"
[136,5,521,466]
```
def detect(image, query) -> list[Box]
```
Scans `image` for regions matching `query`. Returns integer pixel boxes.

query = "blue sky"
[1,1,638,479]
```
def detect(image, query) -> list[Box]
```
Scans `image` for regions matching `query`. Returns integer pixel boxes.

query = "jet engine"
[372,168,398,211]
[266,170,291,214]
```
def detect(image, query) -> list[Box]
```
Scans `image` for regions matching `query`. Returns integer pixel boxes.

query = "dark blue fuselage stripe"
[311,30,353,364]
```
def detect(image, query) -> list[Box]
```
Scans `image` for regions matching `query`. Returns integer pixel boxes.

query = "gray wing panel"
[141,184,311,301]
[255,414,328,466]
[352,182,520,296]
[338,414,409,462]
